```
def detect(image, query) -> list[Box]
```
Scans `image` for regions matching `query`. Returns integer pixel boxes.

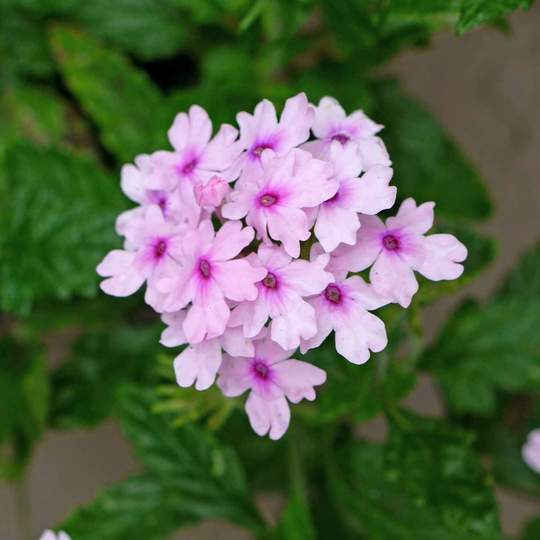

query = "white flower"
[39,531,71,540]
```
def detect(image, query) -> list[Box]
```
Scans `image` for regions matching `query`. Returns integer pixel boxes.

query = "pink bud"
[195,175,230,209]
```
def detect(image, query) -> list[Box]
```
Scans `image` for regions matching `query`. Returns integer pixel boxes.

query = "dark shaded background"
[1,4,539,539]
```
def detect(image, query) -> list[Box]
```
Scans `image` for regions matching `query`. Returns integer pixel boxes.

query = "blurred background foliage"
[0,1,538,539]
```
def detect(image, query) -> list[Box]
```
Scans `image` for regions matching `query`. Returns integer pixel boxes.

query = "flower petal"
[245,393,290,440]
[418,234,468,281]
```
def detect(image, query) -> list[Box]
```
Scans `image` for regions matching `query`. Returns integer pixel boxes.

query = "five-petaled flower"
[218,333,326,440]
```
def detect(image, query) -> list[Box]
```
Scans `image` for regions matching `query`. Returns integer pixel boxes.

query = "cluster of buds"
[97,94,467,439]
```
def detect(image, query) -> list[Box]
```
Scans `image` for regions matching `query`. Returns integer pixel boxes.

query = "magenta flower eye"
[252,360,270,380]
[251,143,274,157]
[258,193,278,207]
[97,92,467,440]
[382,234,399,250]
[153,239,168,258]
[324,284,342,304]
[178,156,198,176]
[262,272,278,289]
[331,133,350,145]
[198,258,211,278]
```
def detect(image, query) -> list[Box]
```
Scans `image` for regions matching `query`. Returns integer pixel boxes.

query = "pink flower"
[144,105,241,191]
[222,149,338,257]
[218,334,326,439]
[229,245,333,349]
[304,96,391,169]
[313,142,396,252]
[523,429,540,473]
[116,159,200,241]
[158,220,266,343]
[301,264,389,364]
[97,205,183,307]
[233,92,314,176]
[333,198,468,307]
[194,174,230,211]
[161,311,254,390]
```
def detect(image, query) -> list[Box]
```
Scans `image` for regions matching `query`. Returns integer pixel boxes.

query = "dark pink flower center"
[198,258,211,278]
[180,157,198,176]
[331,133,350,145]
[253,360,270,380]
[383,234,400,251]
[324,283,342,304]
[157,197,167,211]
[262,272,277,289]
[251,143,273,157]
[153,239,168,259]
[259,192,278,207]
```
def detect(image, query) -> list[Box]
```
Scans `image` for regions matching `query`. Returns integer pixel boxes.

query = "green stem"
[288,426,307,503]
[14,477,31,540]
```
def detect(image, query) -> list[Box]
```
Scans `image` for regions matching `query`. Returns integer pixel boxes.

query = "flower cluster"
[97,93,467,440]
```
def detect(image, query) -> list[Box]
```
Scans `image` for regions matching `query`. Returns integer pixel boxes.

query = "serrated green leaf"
[49,26,170,163]
[457,0,534,34]
[426,299,540,415]
[49,324,162,429]
[328,413,502,540]
[61,473,193,540]
[0,337,49,480]
[0,143,125,315]
[425,243,540,415]
[118,386,266,533]
[374,80,492,221]
[75,0,189,60]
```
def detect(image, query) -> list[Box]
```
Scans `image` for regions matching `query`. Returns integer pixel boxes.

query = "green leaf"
[0,143,125,315]
[521,517,540,540]
[0,9,56,78]
[457,0,534,34]
[49,26,170,163]
[496,242,540,299]
[427,299,540,415]
[479,425,540,497]
[60,386,267,539]
[317,1,435,66]
[0,337,49,480]
[49,324,162,429]
[374,80,492,221]
[61,473,193,540]
[118,386,266,533]
[0,84,69,147]
[425,243,540,415]
[277,495,316,540]
[75,0,189,60]
[328,413,502,540]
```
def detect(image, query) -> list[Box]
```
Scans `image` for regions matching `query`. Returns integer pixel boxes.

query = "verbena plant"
[1,1,539,539]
